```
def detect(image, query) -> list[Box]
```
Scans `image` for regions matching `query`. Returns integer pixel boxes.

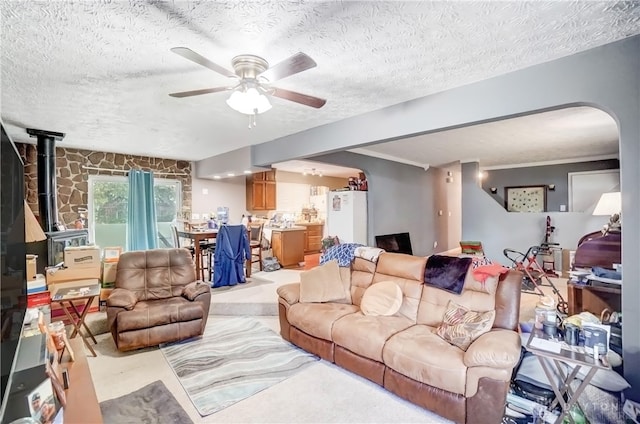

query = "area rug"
[160,316,318,416]
[99,380,192,424]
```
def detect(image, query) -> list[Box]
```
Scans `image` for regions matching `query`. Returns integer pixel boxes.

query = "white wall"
[191,176,246,224]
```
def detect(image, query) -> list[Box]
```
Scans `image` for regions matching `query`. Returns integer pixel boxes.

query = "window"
[88,175,181,250]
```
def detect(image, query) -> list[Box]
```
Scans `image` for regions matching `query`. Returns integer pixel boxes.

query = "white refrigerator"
[326,190,368,245]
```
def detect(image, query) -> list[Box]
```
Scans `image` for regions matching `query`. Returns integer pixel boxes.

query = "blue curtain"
[126,169,158,251]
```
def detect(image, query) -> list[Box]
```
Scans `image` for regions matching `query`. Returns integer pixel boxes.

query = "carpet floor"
[99,380,192,424]
[160,316,319,417]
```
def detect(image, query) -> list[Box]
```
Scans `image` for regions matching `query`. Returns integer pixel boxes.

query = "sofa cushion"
[332,313,413,362]
[382,324,468,395]
[117,297,204,332]
[436,300,495,351]
[299,260,346,303]
[372,253,427,322]
[334,266,353,304]
[288,302,359,341]
[360,281,403,316]
[417,278,496,327]
[350,257,377,306]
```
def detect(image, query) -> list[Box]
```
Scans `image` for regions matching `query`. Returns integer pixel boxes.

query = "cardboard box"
[27,275,47,294]
[100,288,113,301]
[45,265,101,285]
[26,254,38,281]
[102,247,122,263]
[64,246,101,269]
[27,291,51,308]
[102,261,118,286]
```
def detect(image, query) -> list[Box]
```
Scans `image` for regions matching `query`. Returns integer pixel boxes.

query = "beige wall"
[18,143,192,226]
[191,175,247,224]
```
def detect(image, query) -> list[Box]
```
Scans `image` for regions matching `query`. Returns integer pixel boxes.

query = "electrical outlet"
[433,241,438,249]
[560,204,566,212]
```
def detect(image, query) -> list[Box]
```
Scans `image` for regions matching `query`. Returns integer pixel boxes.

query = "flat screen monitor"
[375,232,413,255]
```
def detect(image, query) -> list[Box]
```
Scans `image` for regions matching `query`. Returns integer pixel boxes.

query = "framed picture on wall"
[505,185,547,212]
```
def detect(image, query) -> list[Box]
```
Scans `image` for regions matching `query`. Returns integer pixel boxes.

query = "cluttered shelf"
[567,270,621,317]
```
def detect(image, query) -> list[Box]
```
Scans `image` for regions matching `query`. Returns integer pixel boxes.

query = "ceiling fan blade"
[169,86,230,98]
[170,47,237,78]
[259,52,317,83]
[271,88,326,109]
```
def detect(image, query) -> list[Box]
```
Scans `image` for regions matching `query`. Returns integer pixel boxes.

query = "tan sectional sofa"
[277,252,523,424]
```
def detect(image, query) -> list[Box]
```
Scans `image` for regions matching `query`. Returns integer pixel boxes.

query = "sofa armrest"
[106,288,138,311]
[277,283,300,305]
[463,329,521,369]
[182,281,210,301]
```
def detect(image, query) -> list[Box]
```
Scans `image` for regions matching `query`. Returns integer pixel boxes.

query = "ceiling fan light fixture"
[226,87,272,115]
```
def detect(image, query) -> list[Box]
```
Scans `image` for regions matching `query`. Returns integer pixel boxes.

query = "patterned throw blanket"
[320,243,364,267]
[424,255,472,294]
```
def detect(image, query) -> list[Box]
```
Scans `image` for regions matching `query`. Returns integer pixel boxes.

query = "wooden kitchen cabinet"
[271,228,305,268]
[301,223,323,253]
[247,170,276,210]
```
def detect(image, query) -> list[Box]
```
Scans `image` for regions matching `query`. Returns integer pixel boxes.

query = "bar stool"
[249,222,264,272]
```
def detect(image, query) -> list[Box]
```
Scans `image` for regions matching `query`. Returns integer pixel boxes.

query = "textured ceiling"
[1,1,639,167]
[352,106,620,169]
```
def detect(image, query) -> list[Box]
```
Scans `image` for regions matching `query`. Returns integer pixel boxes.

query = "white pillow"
[360,280,403,316]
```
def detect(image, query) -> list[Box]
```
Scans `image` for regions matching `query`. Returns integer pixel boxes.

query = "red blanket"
[473,263,509,283]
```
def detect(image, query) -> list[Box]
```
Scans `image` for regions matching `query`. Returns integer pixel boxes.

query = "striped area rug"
[160,317,318,416]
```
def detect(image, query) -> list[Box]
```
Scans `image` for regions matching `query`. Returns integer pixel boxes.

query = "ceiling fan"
[169,47,326,125]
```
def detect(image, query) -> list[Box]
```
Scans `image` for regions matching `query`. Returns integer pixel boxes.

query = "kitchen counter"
[267,226,306,232]
[268,227,306,268]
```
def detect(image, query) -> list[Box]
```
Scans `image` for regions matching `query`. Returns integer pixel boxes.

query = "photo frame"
[103,246,122,263]
[505,185,547,213]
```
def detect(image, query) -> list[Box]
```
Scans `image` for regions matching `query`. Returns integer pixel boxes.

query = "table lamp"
[592,192,621,234]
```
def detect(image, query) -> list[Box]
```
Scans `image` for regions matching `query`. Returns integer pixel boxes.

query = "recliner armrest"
[106,288,138,311]
[463,329,521,369]
[277,283,300,305]
[182,281,210,301]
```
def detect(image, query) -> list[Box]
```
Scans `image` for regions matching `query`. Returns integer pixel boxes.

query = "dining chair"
[249,222,264,272]
[172,224,215,281]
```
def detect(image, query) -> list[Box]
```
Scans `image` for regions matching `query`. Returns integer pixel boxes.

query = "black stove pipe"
[26,128,66,232]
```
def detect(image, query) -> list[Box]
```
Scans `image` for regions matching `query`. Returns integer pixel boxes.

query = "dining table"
[176,229,252,281]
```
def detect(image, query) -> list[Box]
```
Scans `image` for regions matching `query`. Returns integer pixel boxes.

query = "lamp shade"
[25,200,47,242]
[592,192,621,216]
[226,87,272,115]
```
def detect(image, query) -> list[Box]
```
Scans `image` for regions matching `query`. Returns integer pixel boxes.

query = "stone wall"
[17,143,192,227]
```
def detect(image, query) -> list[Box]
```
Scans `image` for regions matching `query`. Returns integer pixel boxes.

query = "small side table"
[525,328,610,424]
[50,283,100,357]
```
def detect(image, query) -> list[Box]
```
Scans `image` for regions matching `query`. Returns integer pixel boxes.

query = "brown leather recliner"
[106,248,211,351]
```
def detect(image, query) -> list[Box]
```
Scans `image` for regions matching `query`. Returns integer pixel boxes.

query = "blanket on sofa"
[424,255,472,294]
[320,243,364,267]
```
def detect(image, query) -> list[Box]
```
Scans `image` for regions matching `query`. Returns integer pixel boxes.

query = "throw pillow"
[360,280,403,316]
[299,260,346,303]
[436,300,495,351]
